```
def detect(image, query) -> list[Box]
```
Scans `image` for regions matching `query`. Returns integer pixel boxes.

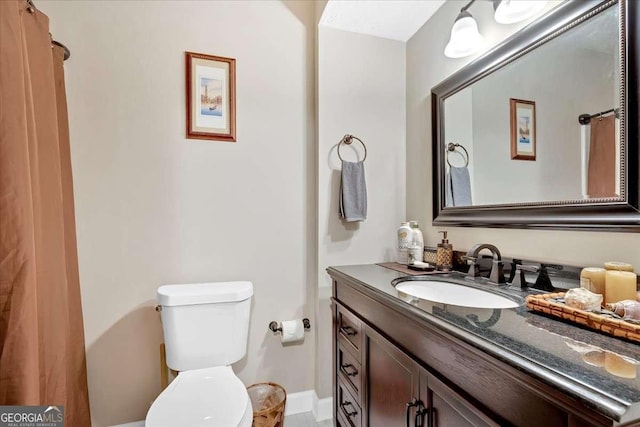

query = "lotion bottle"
[437,230,453,271]
[397,222,412,264]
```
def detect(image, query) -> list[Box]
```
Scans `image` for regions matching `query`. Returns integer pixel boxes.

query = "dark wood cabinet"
[363,325,419,426]
[331,273,617,427]
[340,306,497,427]
[420,370,497,427]
[338,378,362,426]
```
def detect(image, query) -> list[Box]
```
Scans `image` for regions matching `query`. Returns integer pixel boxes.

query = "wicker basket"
[247,382,286,427]
[526,292,640,343]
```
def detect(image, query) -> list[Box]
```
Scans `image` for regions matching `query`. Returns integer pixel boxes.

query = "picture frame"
[185,51,236,142]
[510,98,536,160]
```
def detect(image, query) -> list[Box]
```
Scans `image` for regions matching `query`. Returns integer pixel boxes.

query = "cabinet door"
[363,325,420,427]
[420,370,498,427]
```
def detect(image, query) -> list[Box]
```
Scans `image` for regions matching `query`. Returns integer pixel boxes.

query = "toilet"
[146,281,254,427]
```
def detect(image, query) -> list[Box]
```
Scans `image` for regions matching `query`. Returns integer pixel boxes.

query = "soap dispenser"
[437,231,453,271]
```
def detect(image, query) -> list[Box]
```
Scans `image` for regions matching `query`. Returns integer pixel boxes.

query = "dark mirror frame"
[432,0,640,232]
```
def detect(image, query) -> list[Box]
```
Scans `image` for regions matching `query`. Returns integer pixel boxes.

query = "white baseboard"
[284,390,315,416]
[312,394,333,421]
[285,389,333,422]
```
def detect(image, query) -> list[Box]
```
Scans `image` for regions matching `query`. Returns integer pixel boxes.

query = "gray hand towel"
[447,166,472,206]
[339,160,367,222]
[445,171,453,207]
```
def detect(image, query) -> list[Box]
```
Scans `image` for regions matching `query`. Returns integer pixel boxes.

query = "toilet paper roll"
[280,319,305,344]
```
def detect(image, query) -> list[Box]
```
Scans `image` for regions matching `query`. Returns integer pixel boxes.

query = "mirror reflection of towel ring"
[337,134,367,162]
[446,142,469,167]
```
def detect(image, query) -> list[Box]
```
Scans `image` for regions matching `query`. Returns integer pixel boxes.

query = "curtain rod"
[26,0,71,61]
[51,40,71,61]
[578,108,619,125]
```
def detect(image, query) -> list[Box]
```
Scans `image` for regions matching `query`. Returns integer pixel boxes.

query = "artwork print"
[200,77,223,117]
[186,52,236,142]
[510,98,536,160]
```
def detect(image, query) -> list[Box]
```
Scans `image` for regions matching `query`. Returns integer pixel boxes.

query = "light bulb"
[444,11,484,58]
[494,0,548,25]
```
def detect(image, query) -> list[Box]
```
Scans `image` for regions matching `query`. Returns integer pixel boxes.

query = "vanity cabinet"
[362,323,420,426]
[330,270,613,427]
[335,303,496,427]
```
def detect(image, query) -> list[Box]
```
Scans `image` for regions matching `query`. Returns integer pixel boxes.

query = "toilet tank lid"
[157,281,253,306]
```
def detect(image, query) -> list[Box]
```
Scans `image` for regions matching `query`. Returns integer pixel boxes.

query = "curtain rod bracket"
[578,108,619,125]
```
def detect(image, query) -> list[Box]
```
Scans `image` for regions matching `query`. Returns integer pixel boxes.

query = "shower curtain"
[0,1,91,425]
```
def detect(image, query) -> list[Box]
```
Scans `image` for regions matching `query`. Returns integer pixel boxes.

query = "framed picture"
[510,98,536,160]
[186,52,236,142]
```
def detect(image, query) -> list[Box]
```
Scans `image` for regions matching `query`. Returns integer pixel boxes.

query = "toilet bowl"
[146,281,254,427]
[145,366,252,427]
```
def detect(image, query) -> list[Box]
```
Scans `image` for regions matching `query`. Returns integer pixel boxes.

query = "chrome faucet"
[464,243,505,284]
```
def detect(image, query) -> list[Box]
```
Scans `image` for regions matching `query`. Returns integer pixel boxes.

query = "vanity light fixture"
[445,0,548,58]
[493,0,548,24]
[444,0,484,58]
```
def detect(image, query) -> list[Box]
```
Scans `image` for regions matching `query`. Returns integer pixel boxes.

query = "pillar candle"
[605,271,637,304]
[604,261,634,272]
[580,267,606,297]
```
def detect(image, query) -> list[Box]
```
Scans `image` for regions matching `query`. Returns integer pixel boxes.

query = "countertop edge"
[327,265,640,423]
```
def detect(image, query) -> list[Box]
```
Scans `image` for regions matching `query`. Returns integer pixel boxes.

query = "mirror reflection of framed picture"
[510,98,536,160]
[186,51,236,142]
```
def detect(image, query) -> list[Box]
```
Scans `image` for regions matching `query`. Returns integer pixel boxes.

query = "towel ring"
[337,134,367,162]
[446,142,469,167]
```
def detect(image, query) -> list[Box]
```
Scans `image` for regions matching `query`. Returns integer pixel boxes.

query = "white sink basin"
[395,280,520,309]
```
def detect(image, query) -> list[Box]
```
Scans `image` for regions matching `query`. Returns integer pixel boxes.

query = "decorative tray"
[377,262,447,276]
[526,292,640,344]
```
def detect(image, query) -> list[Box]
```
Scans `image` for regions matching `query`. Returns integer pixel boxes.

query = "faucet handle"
[540,263,563,272]
[534,263,561,291]
[510,264,539,289]
[462,255,479,277]
[489,259,506,284]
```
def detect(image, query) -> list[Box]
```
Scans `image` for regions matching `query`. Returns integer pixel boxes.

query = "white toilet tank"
[157,281,253,371]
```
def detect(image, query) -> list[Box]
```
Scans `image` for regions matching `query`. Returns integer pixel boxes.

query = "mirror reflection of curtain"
[0,1,91,425]
[587,115,617,198]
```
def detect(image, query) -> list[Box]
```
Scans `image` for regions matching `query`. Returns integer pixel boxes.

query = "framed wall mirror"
[432,0,640,231]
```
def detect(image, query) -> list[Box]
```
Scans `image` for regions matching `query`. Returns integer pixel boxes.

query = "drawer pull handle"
[341,400,358,417]
[340,325,357,336]
[415,407,429,427]
[406,398,420,427]
[340,363,358,377]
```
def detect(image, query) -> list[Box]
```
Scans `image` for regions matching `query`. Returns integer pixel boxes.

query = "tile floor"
[284,412,333,427]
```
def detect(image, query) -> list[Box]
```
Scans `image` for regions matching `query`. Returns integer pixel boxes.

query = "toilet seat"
[145,366,252,427]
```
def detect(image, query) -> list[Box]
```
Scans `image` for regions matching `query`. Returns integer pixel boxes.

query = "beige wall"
[41,1,316,425]
[317,26,406,397]
[407,1,640,267]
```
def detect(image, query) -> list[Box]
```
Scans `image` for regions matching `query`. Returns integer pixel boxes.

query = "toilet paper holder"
[269,318,311,333]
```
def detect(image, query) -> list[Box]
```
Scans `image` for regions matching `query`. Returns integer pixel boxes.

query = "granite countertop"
[328,264,640,423]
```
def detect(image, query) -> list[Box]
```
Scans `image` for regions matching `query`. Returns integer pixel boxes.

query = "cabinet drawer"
[336,410,349,427]
[338,342,361,399]
[338,379,362,427]
[337,305,361,353]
